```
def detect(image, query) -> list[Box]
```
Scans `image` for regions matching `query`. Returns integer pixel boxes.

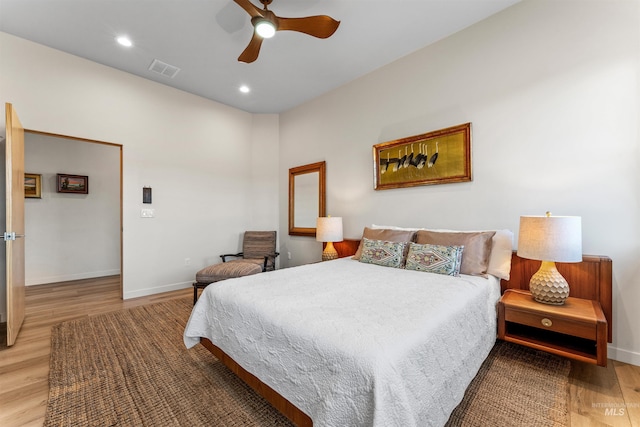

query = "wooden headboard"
[502,252,613,342]
[332,239,361,258]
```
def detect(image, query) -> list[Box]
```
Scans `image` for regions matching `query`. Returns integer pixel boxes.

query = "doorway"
[23,130,123,294]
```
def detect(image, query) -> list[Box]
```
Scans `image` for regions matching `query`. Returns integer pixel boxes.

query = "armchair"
[193,231,279,304]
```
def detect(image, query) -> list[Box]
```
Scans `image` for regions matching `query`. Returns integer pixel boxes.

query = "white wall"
[24,133,120,285]
[0,31,280,314]
[248,115,280,230]
[279,0,640,365]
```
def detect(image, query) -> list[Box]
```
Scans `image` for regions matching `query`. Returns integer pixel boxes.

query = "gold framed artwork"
[373,123,471,190]
[25,173,42,198]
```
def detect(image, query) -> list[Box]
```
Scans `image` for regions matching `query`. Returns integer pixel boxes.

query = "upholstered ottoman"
[193,260,263,304]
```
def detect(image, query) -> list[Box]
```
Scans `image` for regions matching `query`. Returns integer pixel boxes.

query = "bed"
[184,227,513,427]
[184,227,614,427]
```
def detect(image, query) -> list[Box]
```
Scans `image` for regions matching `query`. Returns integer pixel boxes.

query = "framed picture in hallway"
[57,173,89,194]
[24,173,42,198]
[373,123,472,190]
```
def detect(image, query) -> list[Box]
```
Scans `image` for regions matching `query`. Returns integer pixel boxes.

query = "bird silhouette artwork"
[381,141,439,174]
[392,149,402,172]
[415,143,427,169]
[380,152,390,174]
[403,144,414,168]
[398,147,408,170]
[428,141,439,168]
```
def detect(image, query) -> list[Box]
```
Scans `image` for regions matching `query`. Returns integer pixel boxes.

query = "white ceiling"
[0,0,520,114]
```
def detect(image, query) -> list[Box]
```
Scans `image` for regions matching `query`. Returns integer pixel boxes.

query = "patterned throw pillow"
[359,237,407,268]
[405,242,464,276]
[414,230,494,277]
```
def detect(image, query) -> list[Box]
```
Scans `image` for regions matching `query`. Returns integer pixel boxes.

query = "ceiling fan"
[233,0,340,63]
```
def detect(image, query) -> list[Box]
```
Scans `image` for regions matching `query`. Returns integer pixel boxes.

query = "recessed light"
[116,36,133,47]
[239,85,250,94]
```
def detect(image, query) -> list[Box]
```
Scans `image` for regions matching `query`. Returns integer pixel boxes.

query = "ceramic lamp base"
[322,241,338,261]
[529,261,570,305]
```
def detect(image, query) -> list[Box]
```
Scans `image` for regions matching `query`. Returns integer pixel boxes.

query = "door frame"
[24,129,124,296]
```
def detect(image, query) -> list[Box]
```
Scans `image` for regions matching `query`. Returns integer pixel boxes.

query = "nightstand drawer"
[505,309,597,341]
[498,289,607,366]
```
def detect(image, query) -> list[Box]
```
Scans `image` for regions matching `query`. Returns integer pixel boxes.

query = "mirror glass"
[294,173,318,228]
[289,161,326,236]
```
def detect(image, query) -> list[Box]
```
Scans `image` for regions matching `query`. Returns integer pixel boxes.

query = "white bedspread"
[184,257,501,427]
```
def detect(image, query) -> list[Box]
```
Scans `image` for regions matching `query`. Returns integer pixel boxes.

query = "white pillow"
[370,224,514,280]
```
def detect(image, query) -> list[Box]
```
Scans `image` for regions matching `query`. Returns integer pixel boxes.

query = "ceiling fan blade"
[276,15,340,38]
[238,33,264,63]
[233,0,264,18]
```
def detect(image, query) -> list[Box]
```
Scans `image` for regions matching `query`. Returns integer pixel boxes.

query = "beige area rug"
[446,340,570,426]
[45,298,569,427]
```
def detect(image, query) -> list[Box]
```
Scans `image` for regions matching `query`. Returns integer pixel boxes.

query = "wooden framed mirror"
[289,161,326,236]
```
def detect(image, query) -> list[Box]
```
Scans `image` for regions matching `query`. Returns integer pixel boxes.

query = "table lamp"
[517,212,582,305]
[316,216,343,261]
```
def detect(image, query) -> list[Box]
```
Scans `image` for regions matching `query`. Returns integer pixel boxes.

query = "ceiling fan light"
[255,20,276,38]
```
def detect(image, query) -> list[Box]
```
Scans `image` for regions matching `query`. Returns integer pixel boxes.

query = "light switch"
[141,208,155,218]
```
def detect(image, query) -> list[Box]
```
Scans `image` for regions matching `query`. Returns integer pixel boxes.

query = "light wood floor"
[0,276,638,427]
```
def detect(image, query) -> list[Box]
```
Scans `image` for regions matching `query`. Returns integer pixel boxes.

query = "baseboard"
[123,280,192,300]
[608,345,640,367]
[26,269,121,286]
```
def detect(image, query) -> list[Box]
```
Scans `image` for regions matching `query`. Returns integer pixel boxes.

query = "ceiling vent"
[148,59,180,78]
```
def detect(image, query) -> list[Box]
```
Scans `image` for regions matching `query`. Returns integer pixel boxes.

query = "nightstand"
[498,289,607,366]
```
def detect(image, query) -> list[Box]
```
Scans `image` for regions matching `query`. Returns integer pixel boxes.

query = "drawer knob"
[541,318,553,327]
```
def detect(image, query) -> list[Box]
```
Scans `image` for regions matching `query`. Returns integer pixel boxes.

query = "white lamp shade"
[316,217,343,243]
[517,215,582,262]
